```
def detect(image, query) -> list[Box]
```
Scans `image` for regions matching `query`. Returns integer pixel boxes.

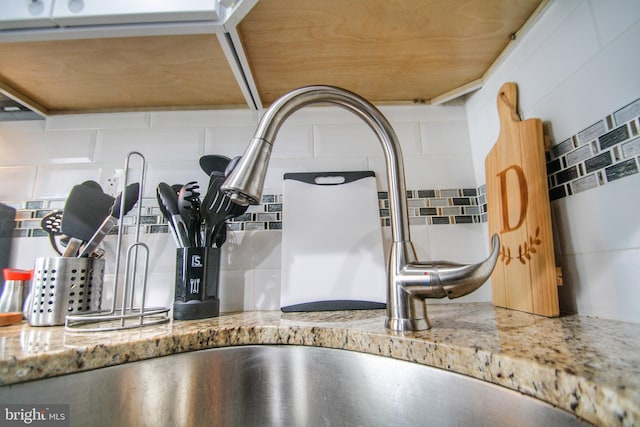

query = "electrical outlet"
[103,169,124,196]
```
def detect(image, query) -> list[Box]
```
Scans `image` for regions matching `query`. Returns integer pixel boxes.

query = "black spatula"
[61,184,115,255]
[78,183,140,257]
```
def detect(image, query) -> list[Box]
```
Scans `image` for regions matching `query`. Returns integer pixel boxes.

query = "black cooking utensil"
[199,155,230,177]
[157,182,189,247]
[171,184,183,196]
[211,196,249,248]
[200,175,230,247]
[156,186,180,247]
[78,183,140,257]
[178,181,201,247]
[61,184,115,256]
[40,210,64,255]
[208,155,247,247]
[225,155,242,177]
[80,180,103,192]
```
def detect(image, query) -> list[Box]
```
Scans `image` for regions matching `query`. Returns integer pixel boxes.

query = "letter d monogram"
[496,164,528,233]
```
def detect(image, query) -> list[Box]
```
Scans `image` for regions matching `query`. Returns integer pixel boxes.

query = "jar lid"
[3,268,34,281]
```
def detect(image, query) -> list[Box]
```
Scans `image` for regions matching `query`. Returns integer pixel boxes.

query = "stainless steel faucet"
[222,85,500,331]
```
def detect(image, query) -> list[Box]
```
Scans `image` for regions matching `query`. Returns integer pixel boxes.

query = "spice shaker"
[0,268,33,315]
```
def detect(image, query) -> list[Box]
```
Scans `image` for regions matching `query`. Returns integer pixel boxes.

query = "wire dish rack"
[65,152,170,332]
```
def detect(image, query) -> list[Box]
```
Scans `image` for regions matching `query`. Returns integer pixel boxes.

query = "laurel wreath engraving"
[499,226,542,265]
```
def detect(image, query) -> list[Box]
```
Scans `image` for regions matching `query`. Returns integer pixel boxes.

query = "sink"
[0,345,589,426]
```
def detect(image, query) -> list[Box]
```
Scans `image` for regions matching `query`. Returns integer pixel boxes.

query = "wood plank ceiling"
[238,0,544,106]
[0,34,246,114]
[0,0,544,114]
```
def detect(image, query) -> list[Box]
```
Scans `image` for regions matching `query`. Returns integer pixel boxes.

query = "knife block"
[173,247,221,320]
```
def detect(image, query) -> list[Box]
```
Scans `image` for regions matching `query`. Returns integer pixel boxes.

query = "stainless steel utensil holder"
[29,257,105,326]
[65,152,170,332]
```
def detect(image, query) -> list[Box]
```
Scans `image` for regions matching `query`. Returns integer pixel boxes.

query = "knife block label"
[485,82,559,317]
[175,247,220,302]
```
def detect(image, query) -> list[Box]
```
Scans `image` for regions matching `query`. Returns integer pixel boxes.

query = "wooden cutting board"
[485,82,559,317]
[280,171,386,312]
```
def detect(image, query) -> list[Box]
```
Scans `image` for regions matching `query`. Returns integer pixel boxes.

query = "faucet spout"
[400,233,500,299]
[222,85,499,331]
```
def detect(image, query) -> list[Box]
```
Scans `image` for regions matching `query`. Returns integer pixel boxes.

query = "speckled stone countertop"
[0,302,638,426]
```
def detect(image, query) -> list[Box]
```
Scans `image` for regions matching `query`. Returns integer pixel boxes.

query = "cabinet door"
[51,0,221,27]
[0,0,56,30]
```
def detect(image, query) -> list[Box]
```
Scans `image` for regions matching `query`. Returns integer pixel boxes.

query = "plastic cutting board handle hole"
[314,176,345,185]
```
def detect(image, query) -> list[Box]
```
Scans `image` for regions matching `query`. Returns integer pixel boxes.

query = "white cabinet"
[0,0,56,30]
[50,0,222,27]
[0,0,226,33]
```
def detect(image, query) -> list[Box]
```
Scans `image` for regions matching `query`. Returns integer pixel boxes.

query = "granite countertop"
[0,302,638,426]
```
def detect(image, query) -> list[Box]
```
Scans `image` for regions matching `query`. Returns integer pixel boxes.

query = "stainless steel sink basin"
[1,345,589,426]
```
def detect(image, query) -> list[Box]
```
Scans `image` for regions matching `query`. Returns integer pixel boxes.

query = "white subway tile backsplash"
[315,123,386,157]
[253,269,281,310]
[219,269,254,312]
[421,120,471,154]
[527,22,640,144]
[143,272,176,310]
[427,223,488,262]
[96,128,205,163]
[205,125,259,157]
[266,124,315,158]
[0,127,96,166]
[143,161,205,197]
[403,154,476,189]
[589,0,640,47]
[560,249,640,323]
[381,104,467,123]
[221,230,281,270]
[151,109,258,128]
[34,164,103,198]
[8,236,55,269]
[314,122,421,158]
[395,123,423,157]
[144,234,181,274]
[0,166,37,200]
[0,121,45,132]
[46,112,150,131]
[516,2,600,113]
[551,173,640,255]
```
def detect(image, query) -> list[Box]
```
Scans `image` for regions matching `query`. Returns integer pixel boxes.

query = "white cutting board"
[281,171,386,311]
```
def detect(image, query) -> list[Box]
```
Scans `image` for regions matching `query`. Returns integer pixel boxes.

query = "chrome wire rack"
[65,151,170,332]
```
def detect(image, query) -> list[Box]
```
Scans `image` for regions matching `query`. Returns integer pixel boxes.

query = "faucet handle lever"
[403,234,501,299]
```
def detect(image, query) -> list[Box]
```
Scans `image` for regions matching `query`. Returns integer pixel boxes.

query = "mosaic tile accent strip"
[3,188,486,238]
[546,97,640,200]
[378,188,482,226]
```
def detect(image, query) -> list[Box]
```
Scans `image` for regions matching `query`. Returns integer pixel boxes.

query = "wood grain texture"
[238,0,543,105]
[0,35,246,113]
[0,0,543,113]
[485,82,559,317]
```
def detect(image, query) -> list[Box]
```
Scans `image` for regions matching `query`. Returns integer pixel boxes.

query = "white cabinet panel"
[0,0,56,30]
[50,0,221,26]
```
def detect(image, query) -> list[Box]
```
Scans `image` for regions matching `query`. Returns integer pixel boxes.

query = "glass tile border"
[3,188,484,238]
[545,97,640,200]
